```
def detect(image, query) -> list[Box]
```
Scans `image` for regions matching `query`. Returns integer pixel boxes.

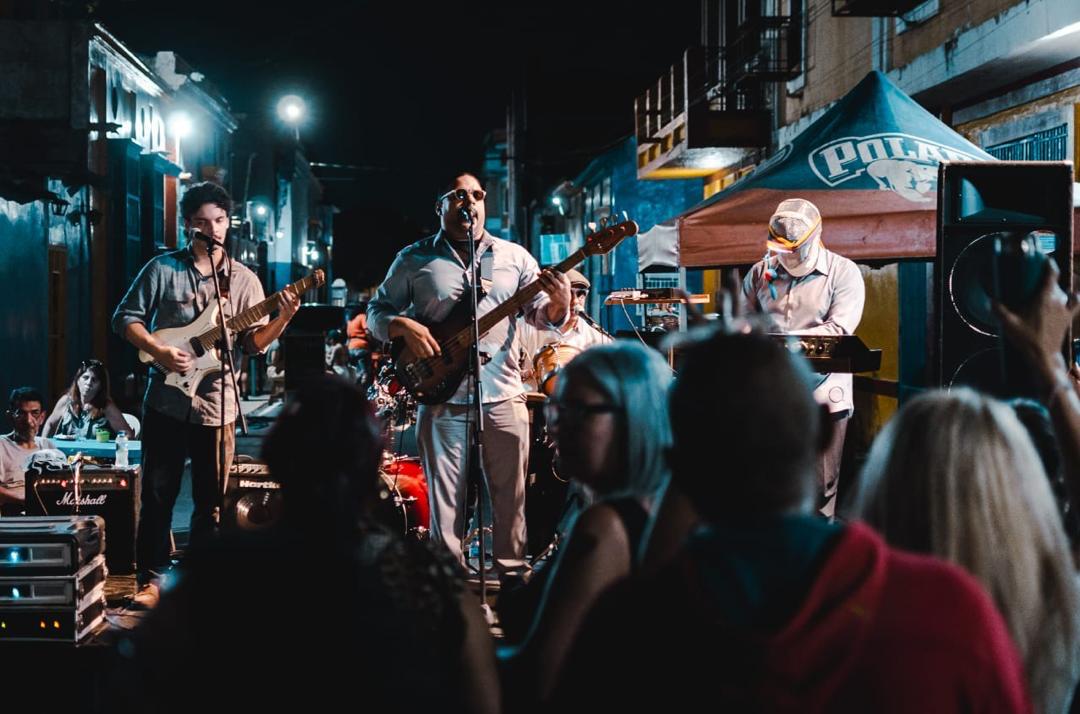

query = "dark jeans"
[136,406,235,585]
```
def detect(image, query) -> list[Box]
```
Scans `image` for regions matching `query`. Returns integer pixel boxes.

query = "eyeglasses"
[9,408,44,419]
[543,400,621,432]
[439,188,486,204]
[572,288,589,298]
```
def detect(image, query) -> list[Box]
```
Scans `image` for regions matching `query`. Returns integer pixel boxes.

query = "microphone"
[190,229,215,243]
[577,309,600,328]
[458,206,474,225]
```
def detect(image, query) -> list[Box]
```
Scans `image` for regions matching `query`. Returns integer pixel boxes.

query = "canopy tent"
[676,70,996,268]
[636,222,680,271]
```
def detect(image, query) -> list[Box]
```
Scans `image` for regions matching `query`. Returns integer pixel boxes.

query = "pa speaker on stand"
[934,161,1074,398]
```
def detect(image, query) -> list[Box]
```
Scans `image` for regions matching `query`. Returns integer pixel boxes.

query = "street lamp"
[168,111,193,168]
[276,95,306,141]
[168,112,193,140]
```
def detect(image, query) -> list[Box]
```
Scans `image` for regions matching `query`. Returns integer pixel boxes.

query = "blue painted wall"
[569,138,703,332]
[0,197,51,405]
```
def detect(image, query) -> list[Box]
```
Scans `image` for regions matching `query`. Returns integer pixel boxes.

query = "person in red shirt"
[553,331,1031,713]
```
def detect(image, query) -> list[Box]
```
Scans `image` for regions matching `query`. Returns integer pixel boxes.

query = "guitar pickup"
[479,351,491,365]
[189,337,206,357]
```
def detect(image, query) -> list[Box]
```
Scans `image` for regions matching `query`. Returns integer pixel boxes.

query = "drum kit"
[366,340,579,561]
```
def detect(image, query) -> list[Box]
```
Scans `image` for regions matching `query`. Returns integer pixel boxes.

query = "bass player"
[112,181,300,607]
[368,172,570,583]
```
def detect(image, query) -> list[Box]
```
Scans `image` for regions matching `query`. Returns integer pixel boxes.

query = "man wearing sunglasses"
[369,172,571,579]
[517,268,611,391]
[742,198,865,518]
[0,387,55,515]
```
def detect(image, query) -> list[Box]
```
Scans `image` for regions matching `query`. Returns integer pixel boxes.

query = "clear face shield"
[766,203,822,278]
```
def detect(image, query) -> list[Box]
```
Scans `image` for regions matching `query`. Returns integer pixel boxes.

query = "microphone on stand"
[577,309,615,340]
[458,206,474,226]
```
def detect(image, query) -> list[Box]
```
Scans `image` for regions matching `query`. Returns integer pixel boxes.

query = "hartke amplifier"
[223,463,283,532]
[24,467,139,575]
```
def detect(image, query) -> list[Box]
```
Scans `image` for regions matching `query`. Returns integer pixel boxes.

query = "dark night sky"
[92,0,700,283]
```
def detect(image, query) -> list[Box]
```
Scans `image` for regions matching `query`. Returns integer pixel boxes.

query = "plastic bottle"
[115,430,129,468]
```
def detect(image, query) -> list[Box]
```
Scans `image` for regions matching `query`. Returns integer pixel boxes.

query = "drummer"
[518,269,612,392]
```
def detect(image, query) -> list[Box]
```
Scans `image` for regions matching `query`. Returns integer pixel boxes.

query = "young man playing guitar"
[112,182,300,606]
[369,172,570,580]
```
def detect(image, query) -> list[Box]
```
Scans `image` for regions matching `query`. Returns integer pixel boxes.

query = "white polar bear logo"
[866,159,937,202]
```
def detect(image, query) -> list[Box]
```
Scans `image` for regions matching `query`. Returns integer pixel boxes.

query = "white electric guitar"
[138,269,325,397]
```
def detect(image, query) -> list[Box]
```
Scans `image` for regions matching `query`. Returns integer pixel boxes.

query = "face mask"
[777,238,820,277]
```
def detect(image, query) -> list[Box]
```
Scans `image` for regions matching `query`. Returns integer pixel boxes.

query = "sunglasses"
[439,188,486,204]
[572,288,589,298]
[80,359,103,370]
[543,400,622,431]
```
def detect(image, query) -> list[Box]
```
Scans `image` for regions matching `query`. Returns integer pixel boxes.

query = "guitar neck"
[193,273,318,354]
[467,248,591,341]
[227,273,318,332]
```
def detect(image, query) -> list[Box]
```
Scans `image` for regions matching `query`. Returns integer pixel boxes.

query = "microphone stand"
[576,310,615,341]
[460,208,493,617]
[203,235,248,531]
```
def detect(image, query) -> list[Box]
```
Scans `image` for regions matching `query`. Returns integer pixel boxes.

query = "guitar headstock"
[582,215,639,257]
[312,268,326,287]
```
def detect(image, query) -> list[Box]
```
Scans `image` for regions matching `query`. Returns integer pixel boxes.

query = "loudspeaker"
[282,304,344,392]
[935,161,1073,398]
[222,463,283,532]
[23,468,139,575]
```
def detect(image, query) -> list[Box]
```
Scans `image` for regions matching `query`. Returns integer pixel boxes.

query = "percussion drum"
[532,343,582,397]
[376,455,430,538]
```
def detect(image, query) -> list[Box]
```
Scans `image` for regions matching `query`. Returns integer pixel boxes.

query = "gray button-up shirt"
[743,246,866,415]
[369,230,562,405]
[112,245,268,425]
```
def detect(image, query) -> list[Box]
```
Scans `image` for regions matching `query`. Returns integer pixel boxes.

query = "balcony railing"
[725,15,801,85]
[635,46,768,147]
[832,0,926,16]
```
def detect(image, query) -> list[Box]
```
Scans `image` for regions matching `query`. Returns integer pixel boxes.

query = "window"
[896,0,939,34]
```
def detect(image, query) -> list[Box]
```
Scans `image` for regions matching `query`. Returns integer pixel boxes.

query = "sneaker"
[129,582,160,610]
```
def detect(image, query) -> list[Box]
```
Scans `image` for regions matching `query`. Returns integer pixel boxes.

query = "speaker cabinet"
[935,161,1073,398]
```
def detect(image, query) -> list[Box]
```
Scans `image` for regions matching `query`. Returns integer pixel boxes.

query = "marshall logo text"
[57,492,108,507]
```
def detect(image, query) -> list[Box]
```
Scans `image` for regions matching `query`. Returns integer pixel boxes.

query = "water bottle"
[115,431,129,468]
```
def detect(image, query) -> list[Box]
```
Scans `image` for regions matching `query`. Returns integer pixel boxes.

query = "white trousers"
[416,395,529,572]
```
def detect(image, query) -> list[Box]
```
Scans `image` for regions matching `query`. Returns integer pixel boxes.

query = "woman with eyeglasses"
[498,340,673,707]
[43,359,130,439]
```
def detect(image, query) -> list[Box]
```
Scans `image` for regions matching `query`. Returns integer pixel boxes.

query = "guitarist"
[369,172,570,580]
[112,182,300,607]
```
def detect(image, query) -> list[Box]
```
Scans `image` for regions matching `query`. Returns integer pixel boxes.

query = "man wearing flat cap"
[517,268,611,392]
[742,198,865,518]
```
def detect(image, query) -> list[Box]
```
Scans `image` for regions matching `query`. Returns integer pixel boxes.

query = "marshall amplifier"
[24,467,139,575]
[223,462,283,532]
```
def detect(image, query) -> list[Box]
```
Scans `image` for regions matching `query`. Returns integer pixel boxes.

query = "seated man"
[0,387,56,515]
[517,269,610,392]
[554,331,1031,712]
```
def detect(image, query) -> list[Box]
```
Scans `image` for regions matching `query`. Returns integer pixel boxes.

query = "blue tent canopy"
[677,70,995,267]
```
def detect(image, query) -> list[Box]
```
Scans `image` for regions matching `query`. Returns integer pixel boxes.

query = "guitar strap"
[464,242,495,297]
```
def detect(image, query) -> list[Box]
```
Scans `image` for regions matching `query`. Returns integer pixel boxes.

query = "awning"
[676,70,996,267]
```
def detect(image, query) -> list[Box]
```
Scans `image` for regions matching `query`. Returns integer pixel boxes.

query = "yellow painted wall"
[854,263,899,435]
